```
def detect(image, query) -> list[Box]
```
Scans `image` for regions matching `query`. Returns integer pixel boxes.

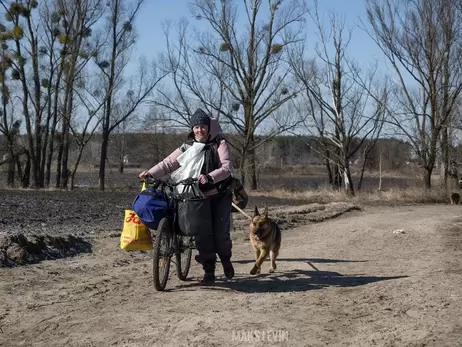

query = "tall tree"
[1,0,43,187]
[158,0,308,189]
[289,4,386,195]
[52,0,104,189]
[0,23,20,186]
[366,0,462,190]
[39,1,66,188]
[0,0,103,188]
[154,19,229,130]
[95,0,165,191]
[68,73,106,190]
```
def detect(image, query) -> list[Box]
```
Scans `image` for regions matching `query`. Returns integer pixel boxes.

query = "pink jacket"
[147,118,232,196]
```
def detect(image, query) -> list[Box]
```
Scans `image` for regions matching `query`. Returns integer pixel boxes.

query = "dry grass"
[250,186,452,206]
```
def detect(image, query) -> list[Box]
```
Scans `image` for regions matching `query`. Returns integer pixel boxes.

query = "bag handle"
[181,182,205,199]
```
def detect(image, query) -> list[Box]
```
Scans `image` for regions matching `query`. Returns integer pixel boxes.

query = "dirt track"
[1,198,462,347]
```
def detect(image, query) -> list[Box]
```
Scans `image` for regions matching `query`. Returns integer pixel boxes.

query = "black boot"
[200,261,216,285]
[221,258,235,279]
[195,254,203,264]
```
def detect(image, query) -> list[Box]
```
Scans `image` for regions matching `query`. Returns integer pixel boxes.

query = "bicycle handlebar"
[140,176,198,187]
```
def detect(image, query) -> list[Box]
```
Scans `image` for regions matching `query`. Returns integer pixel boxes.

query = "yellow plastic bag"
[120,209,153,251]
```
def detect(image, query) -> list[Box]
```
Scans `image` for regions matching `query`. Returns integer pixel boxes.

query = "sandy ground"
[1,201,462,347]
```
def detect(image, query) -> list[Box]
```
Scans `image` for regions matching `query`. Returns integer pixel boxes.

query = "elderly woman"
[139,108,234,285]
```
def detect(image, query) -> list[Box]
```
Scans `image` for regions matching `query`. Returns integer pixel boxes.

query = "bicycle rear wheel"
[152,217,172,291]
[175,234,193,281]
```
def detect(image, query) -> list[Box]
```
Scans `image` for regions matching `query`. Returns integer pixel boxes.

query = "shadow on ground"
[173,257,408,293]
[232,257,368,265]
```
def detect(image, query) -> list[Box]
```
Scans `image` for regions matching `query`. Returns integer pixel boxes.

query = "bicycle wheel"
[175,234,193,281]
[152,217,173,291]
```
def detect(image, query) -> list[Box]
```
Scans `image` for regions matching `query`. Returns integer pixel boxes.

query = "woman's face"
[193,124,209,142]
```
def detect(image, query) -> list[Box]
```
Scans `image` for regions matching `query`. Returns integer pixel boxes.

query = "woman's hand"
[139,170,151,180]
[198,174,213,184]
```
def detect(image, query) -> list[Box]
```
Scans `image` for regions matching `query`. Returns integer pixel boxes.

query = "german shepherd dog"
[249,206,282,275]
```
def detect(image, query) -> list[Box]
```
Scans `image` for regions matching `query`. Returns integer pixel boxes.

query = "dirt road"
[1,204,462,347]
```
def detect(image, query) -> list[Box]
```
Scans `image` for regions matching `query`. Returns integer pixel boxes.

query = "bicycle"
[142,176,198,291]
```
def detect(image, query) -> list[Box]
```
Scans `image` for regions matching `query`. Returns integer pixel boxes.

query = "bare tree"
[156,0,308,189]
[0,0,45,187]
[365,0,462,190]
[289,4,387,195]
[50,0,104,189]
[39,1,66,188]
[110,100,142,174]
[0,0,105,188]
[0,25,21,186]
[153,19,231,132]
[67,74,106,189]
[94,0,165,191]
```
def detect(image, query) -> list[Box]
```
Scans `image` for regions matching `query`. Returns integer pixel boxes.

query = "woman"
[139,108,234,285]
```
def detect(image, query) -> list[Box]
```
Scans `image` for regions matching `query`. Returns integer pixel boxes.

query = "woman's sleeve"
[208,139,232,183]
[147,148,183,179]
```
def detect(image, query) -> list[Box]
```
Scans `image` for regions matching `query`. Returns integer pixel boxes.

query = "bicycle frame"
[145,176,198,290]
[144,177,198,251]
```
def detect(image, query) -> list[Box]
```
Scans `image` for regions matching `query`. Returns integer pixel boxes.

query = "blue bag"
[132,187,168,230]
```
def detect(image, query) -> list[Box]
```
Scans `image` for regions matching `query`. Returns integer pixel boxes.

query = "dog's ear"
[263,207,268,217]
[254,205,260,216]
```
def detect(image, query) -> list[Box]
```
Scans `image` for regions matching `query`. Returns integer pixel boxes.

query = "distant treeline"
[6,132,462,177]
[1,133,416,172]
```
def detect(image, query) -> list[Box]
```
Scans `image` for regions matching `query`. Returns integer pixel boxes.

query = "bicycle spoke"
[153,218,172,291]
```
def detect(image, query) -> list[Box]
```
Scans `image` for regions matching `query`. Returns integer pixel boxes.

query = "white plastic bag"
[170,142,205,192]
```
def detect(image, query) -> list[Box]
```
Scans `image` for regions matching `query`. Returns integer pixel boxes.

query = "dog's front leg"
[269,250,278,273]
[253,248,261,260]
[250,249,267,275]
[250,248,261,274]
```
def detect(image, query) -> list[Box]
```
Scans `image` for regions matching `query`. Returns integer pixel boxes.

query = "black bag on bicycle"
[177,184,213,237]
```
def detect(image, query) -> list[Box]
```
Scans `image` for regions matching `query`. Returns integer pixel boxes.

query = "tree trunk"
[6,140,15,187]
[33,113,42,188]
[70,172,75,191]
[440,128,449,193]
[20,150,31,188]
[324,149,333,187]
[60,57,78,190]
[423,167,432,190]
[46,45,65,188]
[55,133,63,189]
[99,130,109,191]
[249,147,258,190]
[70,145,85,191]
[425,129,439,191]
[60,127,70,189]
[118,145,125,174]
[119,132,125,173]
[40,92,53,188]
[357,149,367,192]
[344,163,355,196]
[239,148,247,188]
[7,157,15,187]
[45,111,58,187]
[332,161,342,190]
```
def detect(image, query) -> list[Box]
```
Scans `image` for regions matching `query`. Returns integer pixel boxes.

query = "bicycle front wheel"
[152,217,173,291]
[175,234,193,281]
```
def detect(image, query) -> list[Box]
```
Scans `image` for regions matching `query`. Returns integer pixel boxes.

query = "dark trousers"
[194,192,232,273]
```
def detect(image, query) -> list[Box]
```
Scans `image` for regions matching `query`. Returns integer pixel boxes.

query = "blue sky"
[131,0,385,72]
